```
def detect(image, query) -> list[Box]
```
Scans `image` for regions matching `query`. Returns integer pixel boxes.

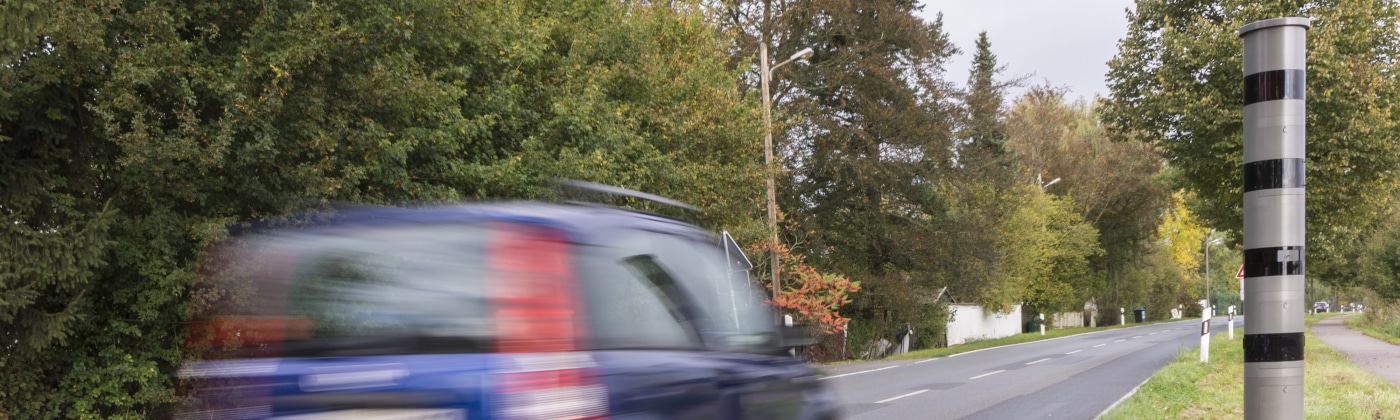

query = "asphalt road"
[822,316,1242,419]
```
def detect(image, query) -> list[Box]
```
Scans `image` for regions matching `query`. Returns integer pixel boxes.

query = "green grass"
[878,319,1174,362]
[1345,312,1400,346]
[1100,313,1400,419]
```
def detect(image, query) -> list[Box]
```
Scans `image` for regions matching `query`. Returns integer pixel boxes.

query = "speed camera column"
[1238,17,1309,420]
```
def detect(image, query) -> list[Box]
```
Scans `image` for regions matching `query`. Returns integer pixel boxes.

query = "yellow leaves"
[1158,191,1209,275]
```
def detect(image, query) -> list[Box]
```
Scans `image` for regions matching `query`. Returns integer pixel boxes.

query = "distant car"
[176,190,839,419]
[1313,301,1330,313]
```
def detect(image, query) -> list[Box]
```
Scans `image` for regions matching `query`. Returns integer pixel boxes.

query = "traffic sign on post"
[1236,265,1247,302]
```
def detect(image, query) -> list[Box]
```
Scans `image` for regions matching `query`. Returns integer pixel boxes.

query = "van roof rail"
[553,179,699,213]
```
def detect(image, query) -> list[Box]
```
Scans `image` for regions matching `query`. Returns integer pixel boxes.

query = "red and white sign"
[1238,265,1246,302]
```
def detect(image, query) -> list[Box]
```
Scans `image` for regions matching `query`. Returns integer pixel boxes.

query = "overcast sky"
[918,0,1137,102]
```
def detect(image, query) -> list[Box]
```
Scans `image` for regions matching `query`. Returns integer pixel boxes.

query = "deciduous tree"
[1103,0,1400,285]
[1,0,768,416]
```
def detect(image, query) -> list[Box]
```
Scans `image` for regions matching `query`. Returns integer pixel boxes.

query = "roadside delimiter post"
[1229,305,1236,340]
[1200,306,1211,363]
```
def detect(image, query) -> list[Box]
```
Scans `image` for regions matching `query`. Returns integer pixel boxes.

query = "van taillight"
[488,224,584,353]
[494,354,608,420]
[488,225,608,419]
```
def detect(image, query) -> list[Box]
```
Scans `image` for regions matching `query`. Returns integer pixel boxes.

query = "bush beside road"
[1100,313,1400,419]
[1345,305,1400,346]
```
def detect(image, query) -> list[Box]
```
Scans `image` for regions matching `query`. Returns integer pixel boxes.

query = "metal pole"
[759,42,782,323]
[1239,17,1309,420]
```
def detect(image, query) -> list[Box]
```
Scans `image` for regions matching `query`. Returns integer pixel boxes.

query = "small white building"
[946,303,1022,345]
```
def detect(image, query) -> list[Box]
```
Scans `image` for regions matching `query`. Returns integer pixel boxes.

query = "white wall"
[1050,312,1083,329]
[947,303,1022,346]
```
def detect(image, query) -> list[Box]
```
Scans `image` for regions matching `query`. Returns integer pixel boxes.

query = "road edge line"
[1094,375,1153,419]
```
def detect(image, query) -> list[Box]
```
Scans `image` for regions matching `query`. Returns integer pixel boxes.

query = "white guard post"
[1200,306,1212,363]
[1120,308,1125,326]
[1229,305,1237,339]
[1039,313,1046,336]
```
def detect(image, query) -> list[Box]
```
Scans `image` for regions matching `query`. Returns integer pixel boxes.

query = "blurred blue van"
[176,193,838,419]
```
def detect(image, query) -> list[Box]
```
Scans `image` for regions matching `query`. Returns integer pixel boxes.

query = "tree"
[963,31,1016,161]
[1,0,768,416]
[1002,86,1168,320]
[755,242,861,335]
[707,0,960,344]
[1103,0,1400,285]
[768,0,961,347]
[993,186,1103,313]
[1356,199,1400,300]
[1156,191,1213,310]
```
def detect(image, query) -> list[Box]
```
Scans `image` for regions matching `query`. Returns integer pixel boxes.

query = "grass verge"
[1345,312,1400,346]
[879,319,1174,362]
[1100,313,1400,419]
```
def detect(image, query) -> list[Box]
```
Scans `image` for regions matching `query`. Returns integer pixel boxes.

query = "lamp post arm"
[768,47,814,78]
[769,57,795,75]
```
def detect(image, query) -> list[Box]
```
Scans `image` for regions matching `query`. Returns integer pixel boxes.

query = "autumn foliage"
[750,241,860,335]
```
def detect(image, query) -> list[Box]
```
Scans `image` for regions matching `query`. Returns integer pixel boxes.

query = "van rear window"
[190,224,496,357]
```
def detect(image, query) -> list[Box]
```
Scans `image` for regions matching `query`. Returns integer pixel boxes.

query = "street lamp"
[1204,229,1222,314]
[1032,173,1061,316]
[759,44,813,313]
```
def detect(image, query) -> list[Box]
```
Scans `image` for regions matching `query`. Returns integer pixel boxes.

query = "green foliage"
[1356,205,1400,300]
[1103,0,1400,285]
[781,3,958,271]
[1127,241,1195,320]
[764,0,960,343]
[963,31,1013,160]
[1347,308,1400,346]
[1001,87,1168,318]
[1,0,766,416]
[999,186,1103,313]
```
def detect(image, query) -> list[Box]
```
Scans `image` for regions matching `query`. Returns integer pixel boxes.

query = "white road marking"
[970,370,1006,380]
[1132,335,1143,339]
[1026,358,1052,365]
[914,358,940,364]
[1149,332,1158,335]
[876,389,928,404]
[1093,344,1106,348]
[1115,339,1126,342]
[1066,350,1082,355]
[944,327,1118,358]
[1097,375,1155,418]
[819,365,899,380]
